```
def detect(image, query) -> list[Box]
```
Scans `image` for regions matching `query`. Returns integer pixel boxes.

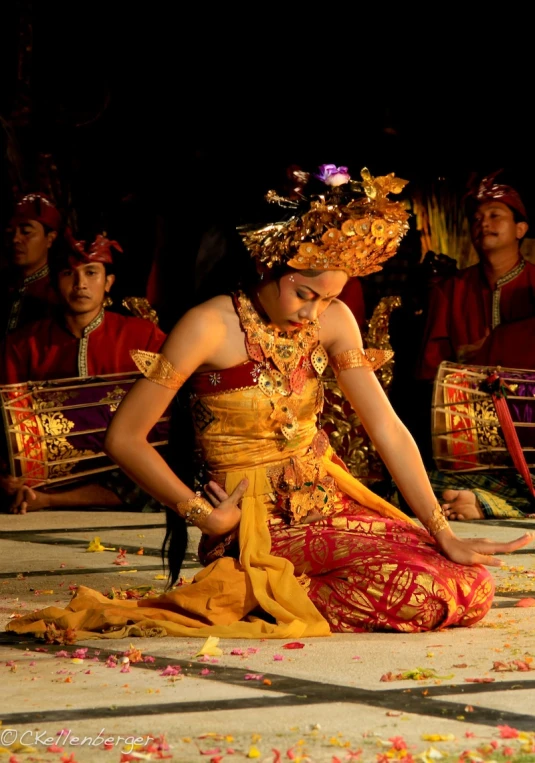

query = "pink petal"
[515,598,535,607]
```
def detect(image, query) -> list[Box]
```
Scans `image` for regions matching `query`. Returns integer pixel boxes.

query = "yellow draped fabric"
[7,369,419,642]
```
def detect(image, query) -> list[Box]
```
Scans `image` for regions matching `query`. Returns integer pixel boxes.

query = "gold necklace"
[236,290,327,376]
[236,290,329,443]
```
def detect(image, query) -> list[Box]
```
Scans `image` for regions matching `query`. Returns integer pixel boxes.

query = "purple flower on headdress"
[316,164,351,187]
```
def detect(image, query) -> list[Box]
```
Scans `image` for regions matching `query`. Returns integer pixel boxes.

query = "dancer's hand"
[435,530,535,567]
[203,479,248,535]
[204,480,230,508]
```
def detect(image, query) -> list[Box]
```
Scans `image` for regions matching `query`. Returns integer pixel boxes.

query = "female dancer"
[8,165,533,642]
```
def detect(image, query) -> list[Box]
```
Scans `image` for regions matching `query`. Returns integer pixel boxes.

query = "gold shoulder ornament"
[330,347,394,376]
[131,350,187,391]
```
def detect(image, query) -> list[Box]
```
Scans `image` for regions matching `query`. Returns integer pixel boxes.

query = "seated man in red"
[416,171,535,520]
[417,170,534,378]
[0,193,63,336]
[2,230,165,382]
[0,229,167,513]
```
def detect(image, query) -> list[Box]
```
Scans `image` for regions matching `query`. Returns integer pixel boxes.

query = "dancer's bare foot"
[442,489,485,521]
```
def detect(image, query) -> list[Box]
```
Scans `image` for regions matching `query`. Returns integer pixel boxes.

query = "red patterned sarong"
[270,502,493,632]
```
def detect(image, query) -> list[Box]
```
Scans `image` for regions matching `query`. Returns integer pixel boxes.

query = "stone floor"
[0,509,534,762]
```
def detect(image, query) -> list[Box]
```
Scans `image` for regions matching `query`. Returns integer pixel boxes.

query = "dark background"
[1,4,534,307]
[1,4,533,466]
[2,5,534,219]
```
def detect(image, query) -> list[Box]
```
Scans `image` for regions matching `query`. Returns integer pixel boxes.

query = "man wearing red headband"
[1,229,166,382]
[0,229,167,513]
[417,170,535,378]
[415,171,535,521]
[0,193,63,335]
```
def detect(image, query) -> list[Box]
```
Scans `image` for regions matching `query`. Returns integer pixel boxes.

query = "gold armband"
[424,502,449,536]
[330,347,393,376]
[176,493,213,527]
[131,350,187,391]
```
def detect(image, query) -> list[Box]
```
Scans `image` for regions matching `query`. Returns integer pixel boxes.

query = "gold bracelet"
[176,493,213,527]
[425,501,449,537]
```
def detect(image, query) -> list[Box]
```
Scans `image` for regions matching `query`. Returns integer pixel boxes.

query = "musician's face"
[470,201,528,254]
[57,262,115,315]
[10,220,57,275]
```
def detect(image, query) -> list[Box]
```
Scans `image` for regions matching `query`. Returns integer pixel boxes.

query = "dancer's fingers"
[204,486,221,507]
[208,481,228,501]
[468,533,535,555]
[227,479,249,505]
[204,481,229,507]
[491,533,535,554]
[472,553,503,568]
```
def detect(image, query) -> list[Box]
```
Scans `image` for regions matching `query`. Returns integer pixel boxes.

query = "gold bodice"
[189,368,336,525]
[192,375,322,474]
[134,291,410,527]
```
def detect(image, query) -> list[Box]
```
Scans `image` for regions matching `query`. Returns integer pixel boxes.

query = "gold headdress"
[239,166,410,278]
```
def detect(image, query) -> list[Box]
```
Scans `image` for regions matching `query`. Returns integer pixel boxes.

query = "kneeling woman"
[8,166,533,642]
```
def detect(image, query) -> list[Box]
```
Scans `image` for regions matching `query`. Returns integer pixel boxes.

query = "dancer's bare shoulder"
[165,295,246,371]
[319,298,362,352]
[167,295,233,341]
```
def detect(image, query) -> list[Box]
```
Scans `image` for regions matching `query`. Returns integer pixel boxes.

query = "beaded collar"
[235,290,328,377]
[235,291,329,443]
[23,263,50,286]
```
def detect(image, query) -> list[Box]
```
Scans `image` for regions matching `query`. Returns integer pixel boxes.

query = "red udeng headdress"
[63,229,123,267]
[11,192,62,231]
[464,170,528,220]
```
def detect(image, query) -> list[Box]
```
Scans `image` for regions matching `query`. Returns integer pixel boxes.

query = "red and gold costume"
[417,259,535,380]
[6,167,494,642]
[1,309,166,384]
[7,291,493,642]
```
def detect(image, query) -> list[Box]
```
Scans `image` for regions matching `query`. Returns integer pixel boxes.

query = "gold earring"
[103,295,113,308]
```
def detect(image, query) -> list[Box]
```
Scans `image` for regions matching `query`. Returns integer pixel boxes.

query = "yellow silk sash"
[7,451,415,642]
[322,449,417,526]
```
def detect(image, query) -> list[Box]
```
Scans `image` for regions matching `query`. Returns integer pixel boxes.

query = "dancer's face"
[258,269,348,329]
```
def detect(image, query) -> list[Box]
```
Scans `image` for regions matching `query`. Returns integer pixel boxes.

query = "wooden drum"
[432,361,535,472]
[0,372,169,487]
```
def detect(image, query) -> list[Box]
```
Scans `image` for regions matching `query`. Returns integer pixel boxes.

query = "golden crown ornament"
[240,166,410,278]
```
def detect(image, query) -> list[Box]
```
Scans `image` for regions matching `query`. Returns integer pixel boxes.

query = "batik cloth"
[428,469,535,519]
